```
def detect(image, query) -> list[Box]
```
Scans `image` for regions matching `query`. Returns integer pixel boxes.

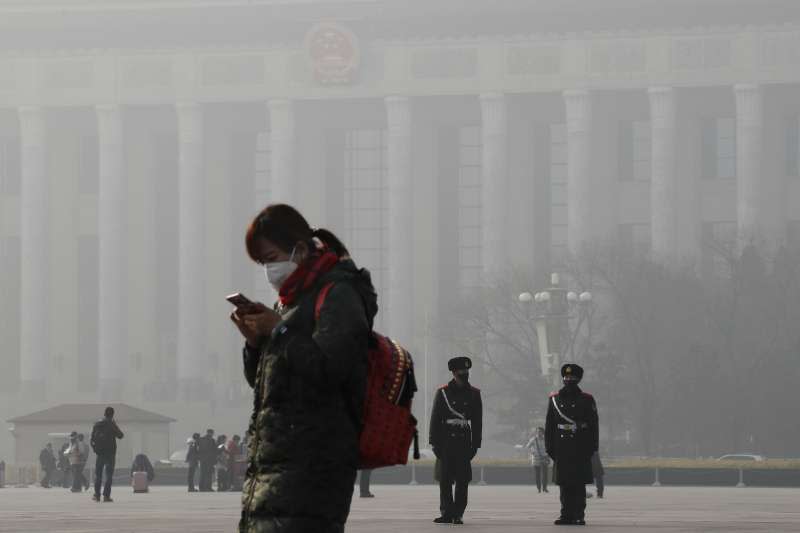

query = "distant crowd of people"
[185,429,246,492]
[38,406,124,502]
[38,431,90,492]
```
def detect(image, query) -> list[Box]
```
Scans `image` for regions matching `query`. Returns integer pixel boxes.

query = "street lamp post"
[519,273,593,390]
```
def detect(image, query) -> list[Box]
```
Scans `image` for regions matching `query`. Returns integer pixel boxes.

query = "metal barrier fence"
[1,464,797,488]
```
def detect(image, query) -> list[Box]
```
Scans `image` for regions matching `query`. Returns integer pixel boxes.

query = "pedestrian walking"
[65,432,83,493]
[526,427,550,493]
[226,435,242,491]
[198,429,216,492]
[545,364,599,526]
[77,434,90,491]
[90,406,124,502]
[58,441,71,488]
[186,433,200,492]
[216,435,230,492]
[39,443,56,488]
[429,356,483,525]
[232,204,374,532]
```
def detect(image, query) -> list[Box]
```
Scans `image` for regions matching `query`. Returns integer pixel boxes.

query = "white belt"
[557,423,588,432]
[446,419,470,427]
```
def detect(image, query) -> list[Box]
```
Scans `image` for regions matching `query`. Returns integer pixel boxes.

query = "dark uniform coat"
[429,380,483,483]
[545,386,599,486]
[239,260,376,533]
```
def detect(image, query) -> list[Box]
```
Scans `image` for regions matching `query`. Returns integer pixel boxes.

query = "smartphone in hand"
[226,293,254,309]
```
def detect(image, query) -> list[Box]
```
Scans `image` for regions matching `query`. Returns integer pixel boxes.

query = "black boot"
[433,516,452,524]
[554,517,572,525]
[452,517,464,525]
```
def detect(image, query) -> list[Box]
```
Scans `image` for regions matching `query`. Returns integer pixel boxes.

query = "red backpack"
[315,282,419,469]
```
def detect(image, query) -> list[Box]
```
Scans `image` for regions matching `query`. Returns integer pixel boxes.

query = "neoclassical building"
[1,0,800,458]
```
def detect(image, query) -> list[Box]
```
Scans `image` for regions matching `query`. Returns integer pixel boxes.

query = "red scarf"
[278,250,339,306]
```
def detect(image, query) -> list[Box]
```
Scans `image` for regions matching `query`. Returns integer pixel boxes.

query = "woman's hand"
[242,308,283,340]
[230,302,278,347]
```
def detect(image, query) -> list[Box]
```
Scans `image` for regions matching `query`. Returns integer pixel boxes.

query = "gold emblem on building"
[305,22,360,85]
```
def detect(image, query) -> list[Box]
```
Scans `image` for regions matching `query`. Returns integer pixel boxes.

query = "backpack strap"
[314,281,336,322]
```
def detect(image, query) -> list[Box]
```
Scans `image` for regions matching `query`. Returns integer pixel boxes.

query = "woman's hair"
[245,203,349,262]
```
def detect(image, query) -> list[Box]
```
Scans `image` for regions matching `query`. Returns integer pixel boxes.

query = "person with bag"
[215,435,230,492]
[90,406,124,502]
[526,426,550,493]
[130,453,155,493]
[65,432,83,493]
[57,442,71,488]
[186,433,201,492]
[231,204,375,533]
[77,434,90,491]
[429,356,483,525]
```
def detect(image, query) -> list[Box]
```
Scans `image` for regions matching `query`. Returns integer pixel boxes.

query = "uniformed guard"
[545,363,599,526]
[429,356,483,525]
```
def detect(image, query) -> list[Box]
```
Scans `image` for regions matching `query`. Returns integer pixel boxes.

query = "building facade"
[1,0,800,458]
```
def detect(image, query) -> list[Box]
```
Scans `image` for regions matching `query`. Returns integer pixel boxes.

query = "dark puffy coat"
[239,260,376,533]
[131,454,155,482]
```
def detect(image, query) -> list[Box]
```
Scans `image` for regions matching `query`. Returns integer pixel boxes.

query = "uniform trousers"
[559,483,586,521]
[439,477,468,519]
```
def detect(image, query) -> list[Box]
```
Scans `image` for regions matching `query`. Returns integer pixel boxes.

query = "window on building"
[702,221,738,278]
[786,115,799,178]
[0,136,21,195]
[550,123,568,265]
[618,223,651,258]
[701,117,736,180]
[78,134,99,194]
[457,125,483,290]
[343,129,388,325]
[618,120,651,181]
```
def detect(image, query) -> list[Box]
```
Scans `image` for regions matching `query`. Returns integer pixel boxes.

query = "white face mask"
[264,246,297,291]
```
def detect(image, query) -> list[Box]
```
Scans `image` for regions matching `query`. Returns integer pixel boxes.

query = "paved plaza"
[1,484,798,532]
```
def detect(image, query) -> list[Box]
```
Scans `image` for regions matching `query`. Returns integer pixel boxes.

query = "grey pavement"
[1,484,798,532]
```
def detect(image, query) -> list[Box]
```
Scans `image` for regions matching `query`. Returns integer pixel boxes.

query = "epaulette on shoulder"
[549,391,558,398]
[470,385,481,392]
[438,384,448,390]
[581,391,594,399]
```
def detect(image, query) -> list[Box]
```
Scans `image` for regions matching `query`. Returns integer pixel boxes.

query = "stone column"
[385,96,413,345]
[734,84,764,248]
[18,106,48,392]
[96,105,125,400]
[648,87,678,262]
[176,103,207,400]
[564,90,593,256]
[268,99,295,205]
[479,93,509,280]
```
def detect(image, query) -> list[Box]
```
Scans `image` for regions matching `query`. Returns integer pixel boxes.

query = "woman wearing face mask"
[231,204,377,533]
